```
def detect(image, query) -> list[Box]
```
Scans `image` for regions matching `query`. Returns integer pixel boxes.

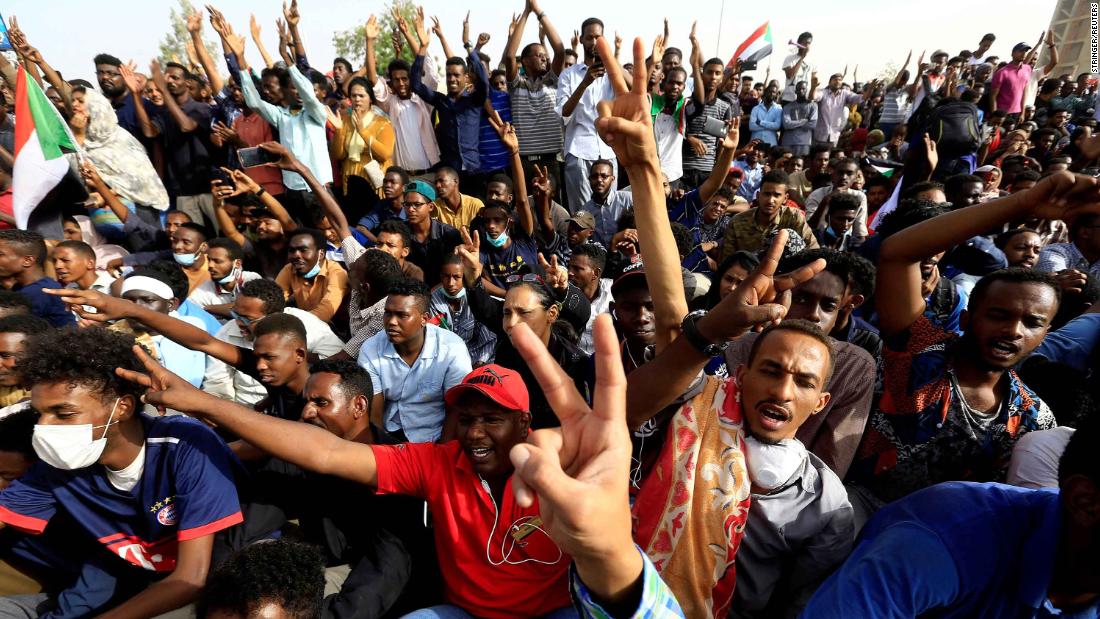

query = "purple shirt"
[990,63,1033,115]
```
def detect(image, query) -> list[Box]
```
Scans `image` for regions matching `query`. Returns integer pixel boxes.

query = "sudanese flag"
[12,65,77,229]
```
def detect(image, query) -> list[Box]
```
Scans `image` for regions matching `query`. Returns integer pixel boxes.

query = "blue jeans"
[401,605,579,618]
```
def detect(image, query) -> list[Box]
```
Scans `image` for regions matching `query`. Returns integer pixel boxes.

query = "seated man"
[568,244,614,356]
[428,255,497,366]
[114,269,208,388]
[804,158,870,243]
[51,241,114,293]
[204,279,344,408]
[1036,212,1100,280]
[0,230,73,327]
[171,222,212,295]
[358,280,472,443]
[432,167,484,229]
[188,237,262,320]
[478,200,542,296]
[0,315,49,408]
[721,170,818,257]
[803,417,1100,617]
[375,220,424,282]
[0,327,244,617]
[847,173,1084,520]
[275,229,349,323]
[724,249,876,478]
[812,192,862,251]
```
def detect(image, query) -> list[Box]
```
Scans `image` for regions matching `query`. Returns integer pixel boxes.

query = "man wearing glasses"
[403,180,463,288]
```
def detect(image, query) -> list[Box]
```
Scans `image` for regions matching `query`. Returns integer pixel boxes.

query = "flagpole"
[715,0,725,56]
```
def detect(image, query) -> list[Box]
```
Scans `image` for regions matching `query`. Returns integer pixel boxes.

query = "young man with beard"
[503,0,567,192]
[358,280,471,443]
[188,238,262,319]
[788,144,830,207]
[582,160,634,247]
[92,53,159,143]
[845,173,1100,522]
[132,61,216,230]
[813,73,864,149]
[652,67,688,186]
[275,229,348,323]
[749,83,783,146]
[365,19,440,181]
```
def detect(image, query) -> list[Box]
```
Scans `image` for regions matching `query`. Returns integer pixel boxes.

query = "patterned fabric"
[571,547,685,618]
[1036,241,1100,279]
[632,377,752,619]
[429,288,498,365]
[79,89,169,210]
[850,315,1056,502]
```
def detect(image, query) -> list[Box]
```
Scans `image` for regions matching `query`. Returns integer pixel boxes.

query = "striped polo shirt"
[509,71,564,155]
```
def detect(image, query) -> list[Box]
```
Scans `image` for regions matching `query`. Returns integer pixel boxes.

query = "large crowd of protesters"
[0,0,1095,617]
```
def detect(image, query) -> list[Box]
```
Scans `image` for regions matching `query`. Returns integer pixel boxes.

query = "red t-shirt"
[0,189,13,229]
[233,113,285,196]
[372,441,572,618]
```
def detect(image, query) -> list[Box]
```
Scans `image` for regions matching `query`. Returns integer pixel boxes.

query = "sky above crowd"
[4,0,1057,85]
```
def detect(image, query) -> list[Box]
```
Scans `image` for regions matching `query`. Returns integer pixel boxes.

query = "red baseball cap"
[444,364,530,413]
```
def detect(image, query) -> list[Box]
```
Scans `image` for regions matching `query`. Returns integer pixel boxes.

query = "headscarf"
[79,89,169,210]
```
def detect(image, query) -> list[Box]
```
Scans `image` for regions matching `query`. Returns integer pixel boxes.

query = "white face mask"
[32,399,121,470]
[743,435,806,490]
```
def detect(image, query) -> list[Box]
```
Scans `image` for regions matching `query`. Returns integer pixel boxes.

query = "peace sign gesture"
[594,36,659,168]
[456,226,483,284]
[487,114,519,155]
[537,253,567,291]
[531,164,552,197]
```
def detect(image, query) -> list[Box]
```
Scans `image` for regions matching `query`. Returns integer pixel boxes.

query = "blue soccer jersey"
[0,414,243,572]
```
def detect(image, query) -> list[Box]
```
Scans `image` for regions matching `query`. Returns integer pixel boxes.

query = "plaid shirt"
[571,547,684,618]
[428,288,497,365]
[850,314,1055,502]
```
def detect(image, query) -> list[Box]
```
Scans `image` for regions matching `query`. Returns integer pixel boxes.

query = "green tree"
[158,0,218,66]
[331,0,417,68]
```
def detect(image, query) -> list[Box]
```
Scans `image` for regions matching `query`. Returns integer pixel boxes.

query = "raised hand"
[614,31,622,57]
[116,345,211,416]
[44,288,134,323]
[119,62,142,94]
[721,117,741,151]
[595,36,658,169]
[149,59,167,87]
[455,227,483,283]
[651,34,665,66]
[186,8,204,34]
[526,0,542,14]
[689,20,698,47]
[276,17,289,44]
[258,141,299,170]
[283,0,300,27]
[225,167,262,195]
[531,164,552,197]
[508,13,520,38]
[206,5,229,36]
[923,134,938,172]
[461,10,471,47]
[1023,171,1100,223]
[508,315,639,595]
[391,7,409,35]
[429,15,443,38]
[477,32,491,48]
[391,30,403,57]
[413,7,430,46]
[488,115,520,154]
[249,13,262,40]
[7,17,27,53]
[365,14,381,41]
[80,161,106,189]
[537,254,567,291]
[571,30,579,51]
[697,229,827,341]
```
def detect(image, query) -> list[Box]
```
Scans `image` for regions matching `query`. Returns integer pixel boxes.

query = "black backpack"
[906,73,943,133]
[925,99,981,157]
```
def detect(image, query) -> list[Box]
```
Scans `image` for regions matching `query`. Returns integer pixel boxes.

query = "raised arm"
[491,117,533,236]
[150,60,199,133]
[283,0,307,66]
[503,9,529,83]
[529,0,565,75]
[431,14,456,63]
[689,23,704,106]
[249,14,275,69]
[876,172,1100,336]
[81,162,131,223]
[119,63,159,138]
[697,120,740,203]
[364,15,381,85]
[119,346,380,487]
[1041,29,1058,76]
[894,50,913,89]
[187,9,224,94]
[392,8,420,56]
[210,183,246,247]
[46,290,246,367]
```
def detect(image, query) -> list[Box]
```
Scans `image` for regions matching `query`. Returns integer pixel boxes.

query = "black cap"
[1013,42,1032,53]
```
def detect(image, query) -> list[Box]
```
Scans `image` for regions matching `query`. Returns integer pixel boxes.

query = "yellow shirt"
[275,259,349,322]
[433,194,484,229]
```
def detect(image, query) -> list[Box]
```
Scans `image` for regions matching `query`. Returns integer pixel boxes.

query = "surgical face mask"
[442,286,467,300]
[486,230,509,248]
[32,399,121,470]
[218,264,243,285]
[743,435,806,490]
[302,253,324,279]
[173,251,199,267]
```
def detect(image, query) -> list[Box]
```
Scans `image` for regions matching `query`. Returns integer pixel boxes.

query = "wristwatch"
[680,310,727,357]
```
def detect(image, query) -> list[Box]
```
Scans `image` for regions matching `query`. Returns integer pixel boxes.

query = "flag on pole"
[12,66,77,229]
[0,15,11,52]
[728,22,773,68]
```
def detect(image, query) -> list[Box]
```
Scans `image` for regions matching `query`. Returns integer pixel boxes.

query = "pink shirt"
[990,63,1033,115]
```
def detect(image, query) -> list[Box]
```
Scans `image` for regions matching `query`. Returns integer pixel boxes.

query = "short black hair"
[347,76,371,95]
[176,222,208,243]
[748,319,835,384]
[900,180,945,201]
[93,53,122,68]
[377,220,412,248]
[207,237,244,261]
[436,166,459,182]
[164,61,190,77]
[0,230,46,266]
[387,59,411,77]
[387,279,431,313]
[571,243,607,273]
[703,57,725,70]
[198,539,325,619]
[876,199,950,239]
[581,17,604,33]
[333,57,353,73]
[351,250,403,293]
[0,314,50,337]
[663,47,683,60]
[310,358,374,403]
[253,312,307,346]
[54,240,96,261]
[670,222,694,259]
[288,228,327,249]
[385,166,410,185]
[238,279,287,314]
[968,268,1061,314]
[487,173,513,194]
[21,327,145,404]
[760,170,790,188]
[142,261,190,302]
[0,407,37,460]
[1011,169,1042,185]
[445,56,468,72]
[718,251,760,278]
[780,248,857,295]
[827,192,861,213]
[0,291,31,314]
[1070,213,1100,239]
[591,159,614,175]
[307,69,328,90]
[944,173,984,194]
[994,227,1041,250]
[809,144,831,157]
[847,252,876,299]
